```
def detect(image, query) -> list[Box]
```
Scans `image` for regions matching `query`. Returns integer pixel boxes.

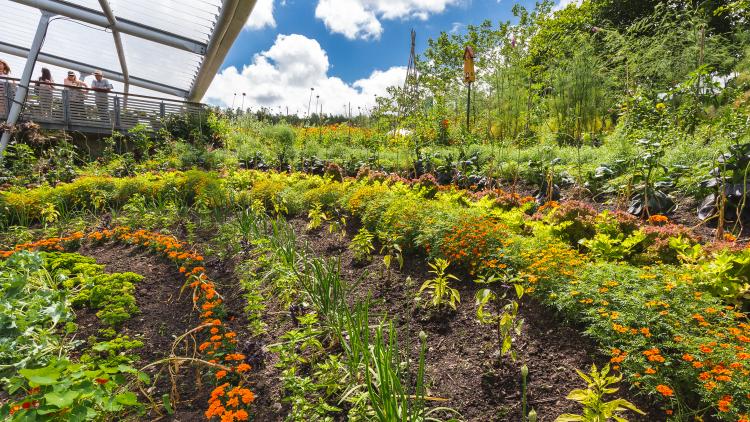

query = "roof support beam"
[188,0,256,101]
[0,41,189,97]
[1,12,52,160]
[97,0,129,94]
[11,0,208,55]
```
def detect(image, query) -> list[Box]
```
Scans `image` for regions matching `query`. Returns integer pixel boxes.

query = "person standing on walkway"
[0,59,11,117]
[90,70,113,123]
[34,67,54,118]
[64,71,88,120]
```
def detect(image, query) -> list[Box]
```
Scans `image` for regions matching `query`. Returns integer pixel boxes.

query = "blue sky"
[203,0,550,114]
[223,0,537,84]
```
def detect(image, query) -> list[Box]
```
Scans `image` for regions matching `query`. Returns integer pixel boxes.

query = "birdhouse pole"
[463,46,476,132]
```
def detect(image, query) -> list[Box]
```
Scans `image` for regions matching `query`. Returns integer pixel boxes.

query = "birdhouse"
[463,46,476,83]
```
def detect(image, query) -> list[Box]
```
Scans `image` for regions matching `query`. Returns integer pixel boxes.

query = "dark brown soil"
[237,217,662,422]
[77,243,208,422]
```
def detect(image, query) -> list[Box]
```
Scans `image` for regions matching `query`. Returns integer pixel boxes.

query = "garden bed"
[76,243,207,420]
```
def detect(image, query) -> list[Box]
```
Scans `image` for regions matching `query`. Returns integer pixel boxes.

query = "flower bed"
[0,227,256,421]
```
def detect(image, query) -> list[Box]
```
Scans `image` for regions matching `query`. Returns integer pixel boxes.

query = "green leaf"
[162,394,174,415]
[565,389,588,402]
[501,336,512,354]
[137,372,151,384]
[20,366,61,385]
[609,399,645,415]
[554,414,585,422]
[115,392,138,406]
[44,390,80,408]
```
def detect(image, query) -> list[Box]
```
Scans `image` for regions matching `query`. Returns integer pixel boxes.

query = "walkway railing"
[0,77,205,133]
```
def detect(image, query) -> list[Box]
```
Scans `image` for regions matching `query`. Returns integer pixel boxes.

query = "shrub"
[637,223,700,265]
[323,162,344,182]
[546,200,598,246]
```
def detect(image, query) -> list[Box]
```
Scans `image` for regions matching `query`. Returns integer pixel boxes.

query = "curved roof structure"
[1,0,256,101]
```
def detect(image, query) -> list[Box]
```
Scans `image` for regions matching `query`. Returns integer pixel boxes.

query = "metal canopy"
[3,0,256,101]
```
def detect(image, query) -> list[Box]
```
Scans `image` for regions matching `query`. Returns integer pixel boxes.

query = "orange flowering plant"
[1,227,256,421]
[521,241,750,419]
[432,214,523,275]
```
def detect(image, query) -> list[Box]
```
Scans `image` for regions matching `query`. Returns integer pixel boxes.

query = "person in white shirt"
[64,71,88,120]
[0,59,11,116]
[90,70,113,122]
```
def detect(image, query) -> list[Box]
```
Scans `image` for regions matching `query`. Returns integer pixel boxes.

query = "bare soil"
[78,243,208,422]
[231,217,662,422]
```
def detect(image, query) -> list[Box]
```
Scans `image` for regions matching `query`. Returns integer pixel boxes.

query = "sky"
[202,0,558,116]
[1,0,576,116]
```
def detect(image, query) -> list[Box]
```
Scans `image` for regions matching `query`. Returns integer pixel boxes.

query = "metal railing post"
[159,101,165,119]
[61,89,70,127]
[0,11,52,159]
[3,81,11,118]
[114,95,121,129]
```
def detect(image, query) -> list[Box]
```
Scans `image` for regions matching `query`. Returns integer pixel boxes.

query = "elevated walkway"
[1,77,204,134]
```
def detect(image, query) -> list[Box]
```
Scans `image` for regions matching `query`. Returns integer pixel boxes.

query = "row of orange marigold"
[0,228,255,422]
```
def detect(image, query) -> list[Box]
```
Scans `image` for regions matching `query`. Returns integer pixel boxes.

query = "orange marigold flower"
[718,395,732,412]
[647,214,669,225]
[215,370,227,380]
[240,389,255,404]
[645,368,656,374]
[236,363,251,373]
[235,409,249,421]
[682,354,694,362]
[699,345,713,353]
[226,396,240,408]
[656,384,674,397]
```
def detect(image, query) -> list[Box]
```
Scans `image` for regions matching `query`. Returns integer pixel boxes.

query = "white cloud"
[315,0,459,40]
[245,0,276,30]
[203,34,405,115]
[553,0,582,11]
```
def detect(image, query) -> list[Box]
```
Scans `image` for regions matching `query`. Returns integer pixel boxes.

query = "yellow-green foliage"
[0,171,224,227]
[344,181,390,216]
[302,179,349,210]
